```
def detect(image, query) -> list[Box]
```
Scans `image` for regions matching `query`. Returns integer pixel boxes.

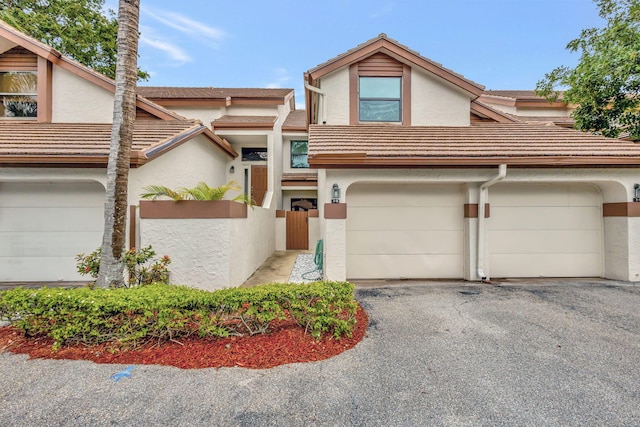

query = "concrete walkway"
[241,251,307,287]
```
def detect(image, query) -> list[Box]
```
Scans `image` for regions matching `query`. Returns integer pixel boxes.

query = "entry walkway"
[241,250,308,287]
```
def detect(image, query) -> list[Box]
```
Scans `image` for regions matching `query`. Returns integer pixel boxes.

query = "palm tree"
[140,181,253,205]
[97,0,140,288]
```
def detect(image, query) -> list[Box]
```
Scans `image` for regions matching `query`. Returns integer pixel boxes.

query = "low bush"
[0,281,357,350]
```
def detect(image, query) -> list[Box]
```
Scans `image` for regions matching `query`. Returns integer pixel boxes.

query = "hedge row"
[0,282,357,349]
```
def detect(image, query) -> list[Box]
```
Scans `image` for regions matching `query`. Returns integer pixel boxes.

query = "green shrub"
[76,245,171,287]
[0,282,357,350]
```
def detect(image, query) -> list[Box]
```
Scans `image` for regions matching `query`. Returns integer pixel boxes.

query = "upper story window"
[290,140,309,168]
[241,147,267,161]
[0,71,37,119]
[359,77,401,122]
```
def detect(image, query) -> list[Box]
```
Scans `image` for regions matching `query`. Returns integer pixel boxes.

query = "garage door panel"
[0,231,102,257]
[0,257,90,282]
[347,254,463,279]
[346,183,463,279]
[490,207,601,230]
[489,253,602,278]
[0,182,104,206]
[490,230,602,254]
[0,207,103,232]
[489,183,602,278]
[491,184,600,207]
[348,206,462,231]
[0,181,104,282]
[347,230,463,255]
[348,184,461,207]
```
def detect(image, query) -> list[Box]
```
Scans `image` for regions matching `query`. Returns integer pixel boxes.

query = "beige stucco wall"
[51,65,115,123]
[320,68,350,125]
[410,69,471,126]
[318,167,640,282]
[229,206,275,286]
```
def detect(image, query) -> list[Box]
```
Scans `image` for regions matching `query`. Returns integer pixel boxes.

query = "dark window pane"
[1,95,37,117]
[291,140,308,168]
[359,100,401,122]
[291,140,308,155]
[241,147,267,161]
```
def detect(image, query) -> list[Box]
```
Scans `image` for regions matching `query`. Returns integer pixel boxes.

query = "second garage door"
[346,183,464,279]
[488,183,603,278]
[0,181,104,282]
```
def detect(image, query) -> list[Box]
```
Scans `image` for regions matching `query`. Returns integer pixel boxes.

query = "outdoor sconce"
[634,183,640,202]
[229,165,235,174]
[331,183,341,203]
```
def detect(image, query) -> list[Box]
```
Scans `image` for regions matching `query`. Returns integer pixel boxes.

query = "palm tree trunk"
[96,0,140,287]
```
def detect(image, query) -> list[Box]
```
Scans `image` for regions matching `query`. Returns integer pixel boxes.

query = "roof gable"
[306,33,484,97]
[0,19,184,121]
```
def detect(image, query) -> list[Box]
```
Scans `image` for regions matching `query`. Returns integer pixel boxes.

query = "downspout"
[304,81,326,124]
[477,164,507,281]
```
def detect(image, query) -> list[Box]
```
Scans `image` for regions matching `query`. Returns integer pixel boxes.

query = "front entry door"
[251,165,267,207]
[286,210,309,250]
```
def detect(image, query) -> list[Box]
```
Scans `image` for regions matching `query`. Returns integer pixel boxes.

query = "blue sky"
[104,0,604,107]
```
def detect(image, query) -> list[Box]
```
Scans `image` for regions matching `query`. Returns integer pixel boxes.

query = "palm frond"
[140,185,185,200]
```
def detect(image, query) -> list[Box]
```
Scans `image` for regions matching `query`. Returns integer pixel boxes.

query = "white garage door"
[488,183,603,278]
[0,181,104,282]
[346,183,464,279]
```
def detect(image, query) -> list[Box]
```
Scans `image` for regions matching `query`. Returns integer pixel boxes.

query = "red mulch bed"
[0,305,368,369]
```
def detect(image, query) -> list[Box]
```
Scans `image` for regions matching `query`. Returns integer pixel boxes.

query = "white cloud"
[139,32,191,65]
[265,67,291,88]
[142,7,227,49]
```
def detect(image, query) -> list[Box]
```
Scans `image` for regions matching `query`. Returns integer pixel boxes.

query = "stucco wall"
[410,69,471,126]
[128,135,229,201]
[140,206,275,290]
[51,65,114,123]
[229,206,275,286]
[320,68,350,125]
[319,167,640,282]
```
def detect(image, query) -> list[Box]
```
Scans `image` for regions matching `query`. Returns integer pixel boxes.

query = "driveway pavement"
[1,279,639,426]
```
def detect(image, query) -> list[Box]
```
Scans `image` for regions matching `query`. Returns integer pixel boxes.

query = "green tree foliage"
[536,0,640,140]
[0,0,149,80]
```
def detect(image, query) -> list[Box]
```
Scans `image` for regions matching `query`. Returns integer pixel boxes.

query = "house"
[2,21,640,287]
[0,20,274,287]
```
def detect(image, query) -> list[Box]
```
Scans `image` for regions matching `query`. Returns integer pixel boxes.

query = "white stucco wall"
[170,107,225,127]
[229,206,275,286]
[128,135,229,201]
[275,216,286,250]
[140,206,275,290]
[51,65,115,123]
[320,68,350,125]
[410,69,471,126]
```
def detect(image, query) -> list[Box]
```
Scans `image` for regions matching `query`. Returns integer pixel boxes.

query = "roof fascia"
[470,101,518,123]
[308,153,640,167]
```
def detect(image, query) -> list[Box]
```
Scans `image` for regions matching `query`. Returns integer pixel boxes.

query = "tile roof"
[211,115,277,130]
[281,172,318,182]
[282,110,308,131]
[308,124,640,167]
[0,120,236,166]
[137,87,293,100]
[483,90,565,101]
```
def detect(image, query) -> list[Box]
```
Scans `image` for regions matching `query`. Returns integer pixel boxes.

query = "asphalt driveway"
[1,279,639,426]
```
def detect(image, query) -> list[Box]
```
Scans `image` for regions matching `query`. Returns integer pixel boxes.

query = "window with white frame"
[359,76,401,122]
[0,71,37,119]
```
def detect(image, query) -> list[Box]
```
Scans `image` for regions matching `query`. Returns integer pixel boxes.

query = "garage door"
[488,183,603,278]
[346,183,464,279]
[0,181,104,281]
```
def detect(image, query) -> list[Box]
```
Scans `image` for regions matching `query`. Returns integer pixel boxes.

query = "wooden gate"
[251,165,267,207]
[286,210,309,250]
